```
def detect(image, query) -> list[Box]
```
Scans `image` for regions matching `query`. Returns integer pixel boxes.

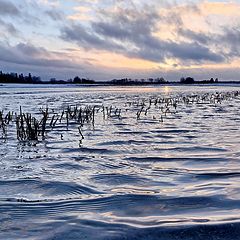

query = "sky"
[1,0,240,81]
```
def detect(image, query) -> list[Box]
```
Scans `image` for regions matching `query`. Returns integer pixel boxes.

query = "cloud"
[177,28,211,45]
[200,2,240,17]
[62,23,125,52]
[67,5,94,21]
[0,0,20,16]
[45,9,63,21]
[61,5,224,64]
[0,41,85,70]
[0,18,18,35]
[38,0,60,7]
[177,23,240,61]
[218,26,240,57]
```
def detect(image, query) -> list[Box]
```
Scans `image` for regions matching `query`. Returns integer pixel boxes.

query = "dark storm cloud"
[166,41,223,62]
[0,0,20,16]
[0,42,84,69]
[177,29,212,45]
[94,6,159,37]
[62,23,125,51]
[178,25,240,60]
[92,21,131,40]
[61,5,224,64]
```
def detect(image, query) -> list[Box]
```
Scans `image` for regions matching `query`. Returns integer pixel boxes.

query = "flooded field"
[1,84,240,240]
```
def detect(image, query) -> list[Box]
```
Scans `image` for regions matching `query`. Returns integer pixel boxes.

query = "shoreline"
[1,81,240,86]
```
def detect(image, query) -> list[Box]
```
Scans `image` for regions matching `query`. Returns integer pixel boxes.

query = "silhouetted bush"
[180,77,195,84]
[73,76,95,84]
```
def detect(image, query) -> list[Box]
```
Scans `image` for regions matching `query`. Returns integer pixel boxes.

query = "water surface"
[1,84,240,239]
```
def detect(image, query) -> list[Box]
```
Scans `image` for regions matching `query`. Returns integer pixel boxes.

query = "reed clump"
[0,110,14,139]
[133,91,240,121]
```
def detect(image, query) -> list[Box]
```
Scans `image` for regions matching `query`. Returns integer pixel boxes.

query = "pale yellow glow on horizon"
[68,49,162,70]
[64,47,240,74]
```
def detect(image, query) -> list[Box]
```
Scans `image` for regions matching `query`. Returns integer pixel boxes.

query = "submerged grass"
[0,90,239,144]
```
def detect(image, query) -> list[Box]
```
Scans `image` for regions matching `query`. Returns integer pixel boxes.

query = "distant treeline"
[180,77,219,84]
[102,77,220,85]
[0,71,96,85]
[50,76,95,84]
[0,71,42,84]
[1,70,238,85]
[109,77,168,85]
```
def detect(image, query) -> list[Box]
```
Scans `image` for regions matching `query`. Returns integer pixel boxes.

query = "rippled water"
[1,84,240,240]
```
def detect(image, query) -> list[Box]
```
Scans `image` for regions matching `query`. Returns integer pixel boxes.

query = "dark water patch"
[125,156,228,162]
[183,135,198,139]
[39,181,102,196]
[89,221,240,240]
[215,107,228,113]
[114,131,149,135]
[168,146,228,153]
[113,123,133,126]
[97,139,155,146]
[195,172,240,180]
[92,173,148,185]
[0,179,102,199]
[63,147,118,155]
[150,129,198,134]
[51,162,88,171]
[72,156,93,162]
[152,168,183,176]
[229,117,240,122]
[153,135,176,139]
